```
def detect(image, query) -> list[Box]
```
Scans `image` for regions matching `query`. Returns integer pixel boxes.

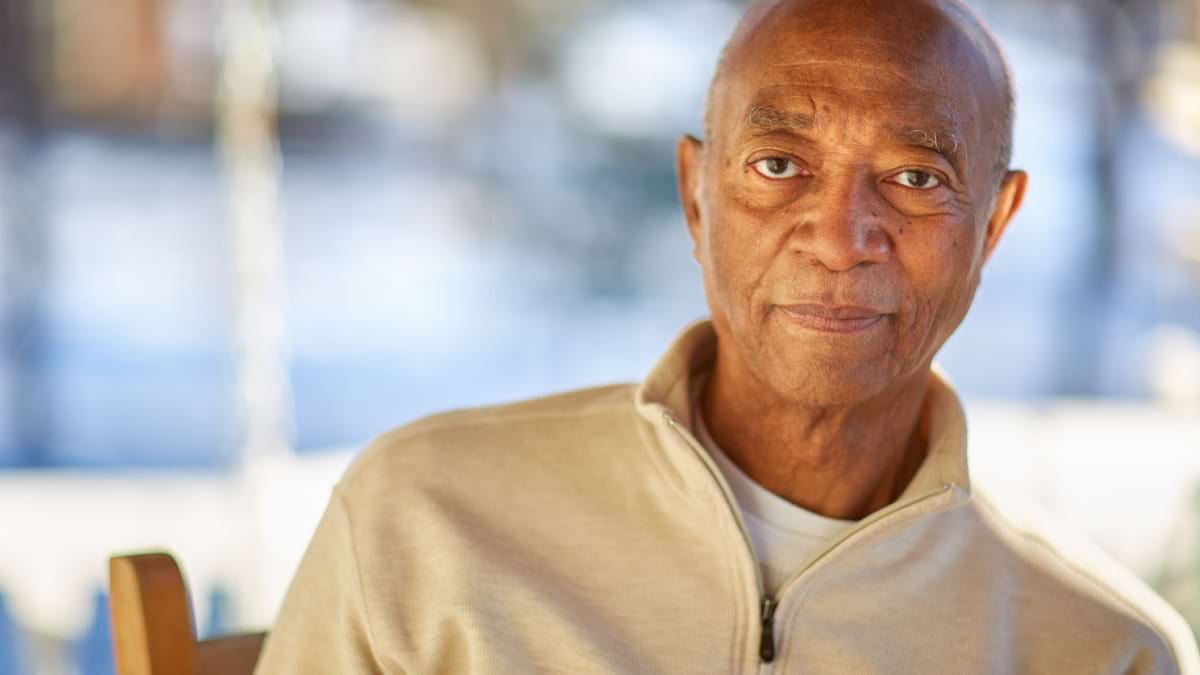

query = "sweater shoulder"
[968,484,1199,670]
[337,382,639,492]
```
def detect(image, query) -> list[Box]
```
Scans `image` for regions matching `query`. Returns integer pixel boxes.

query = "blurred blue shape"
[73,591,114,675]
[0,592,25,675]
[202,586,233,639]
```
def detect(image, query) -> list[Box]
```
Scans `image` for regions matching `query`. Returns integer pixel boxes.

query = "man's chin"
[760,350,896,407]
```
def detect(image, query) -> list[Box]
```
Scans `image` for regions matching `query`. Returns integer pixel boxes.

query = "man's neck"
[700,355,931,522]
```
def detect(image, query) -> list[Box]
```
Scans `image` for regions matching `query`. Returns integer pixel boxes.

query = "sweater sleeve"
[253,489,390,675]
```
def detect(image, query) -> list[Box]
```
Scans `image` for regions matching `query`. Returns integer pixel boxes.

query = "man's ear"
[676,135,705,261]
[982,169,1027,264]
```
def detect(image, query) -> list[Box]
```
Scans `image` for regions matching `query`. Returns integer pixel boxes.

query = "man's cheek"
[711,226,764,293]
[900,276,956,351]
[706,251,754,326]
[918,273,975,354]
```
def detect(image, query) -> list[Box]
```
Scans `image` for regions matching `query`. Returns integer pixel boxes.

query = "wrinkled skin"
[677,0,1027,519]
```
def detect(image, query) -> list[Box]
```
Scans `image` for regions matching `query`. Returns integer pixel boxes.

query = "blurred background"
[0,0,1197,671]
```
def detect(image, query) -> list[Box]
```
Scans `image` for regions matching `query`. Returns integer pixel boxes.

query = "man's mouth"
[777,304,888,334]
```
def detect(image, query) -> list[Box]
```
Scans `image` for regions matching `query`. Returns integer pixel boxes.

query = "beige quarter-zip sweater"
[255,321,1200,674]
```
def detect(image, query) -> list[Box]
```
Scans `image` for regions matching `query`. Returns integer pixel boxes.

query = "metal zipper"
[661,407,960,669]
[663,410,772,667]
[663,410,764,591]
[759,597,778,663]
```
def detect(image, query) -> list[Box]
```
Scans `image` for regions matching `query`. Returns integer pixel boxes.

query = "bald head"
[704,0,1014,184]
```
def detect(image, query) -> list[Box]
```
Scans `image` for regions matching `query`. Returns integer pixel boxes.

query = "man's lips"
[777,304,889,333]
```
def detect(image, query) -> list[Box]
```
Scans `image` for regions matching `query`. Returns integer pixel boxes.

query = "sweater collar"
[634,319,971,505]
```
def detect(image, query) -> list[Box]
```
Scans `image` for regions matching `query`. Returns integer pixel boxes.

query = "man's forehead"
[702,0,1010,181]
[756,37,962,86]
[735,88,967,138]
[721,34,979,130]
[711,0,1000,130]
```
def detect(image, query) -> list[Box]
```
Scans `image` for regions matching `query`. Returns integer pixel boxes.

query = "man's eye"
[892,170,941,189]
[751,157,802,180]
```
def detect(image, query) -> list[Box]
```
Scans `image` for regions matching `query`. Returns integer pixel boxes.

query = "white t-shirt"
[690,375,858,596]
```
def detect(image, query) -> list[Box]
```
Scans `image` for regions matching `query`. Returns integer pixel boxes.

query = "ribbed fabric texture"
[255,320,1199,674]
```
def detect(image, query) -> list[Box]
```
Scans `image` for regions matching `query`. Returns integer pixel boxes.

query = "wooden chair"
[108,552,266,675]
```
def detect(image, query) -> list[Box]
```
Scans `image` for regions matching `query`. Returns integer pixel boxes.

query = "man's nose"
[787,173,892,272]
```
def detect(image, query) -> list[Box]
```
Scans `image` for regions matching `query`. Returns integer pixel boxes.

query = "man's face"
[679,0,1026,406]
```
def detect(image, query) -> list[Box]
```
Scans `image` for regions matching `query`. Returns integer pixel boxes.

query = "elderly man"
[255,0,1200,672]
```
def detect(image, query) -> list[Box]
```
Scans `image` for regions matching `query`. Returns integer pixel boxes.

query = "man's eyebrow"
[897,127,964,165]
[745,106,967,170]
[746,105,817,134]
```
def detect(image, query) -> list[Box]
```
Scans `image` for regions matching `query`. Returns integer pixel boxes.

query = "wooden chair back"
[108,552,265,675]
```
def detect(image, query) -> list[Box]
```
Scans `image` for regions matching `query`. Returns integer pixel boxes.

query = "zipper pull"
[759,597,777,663]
